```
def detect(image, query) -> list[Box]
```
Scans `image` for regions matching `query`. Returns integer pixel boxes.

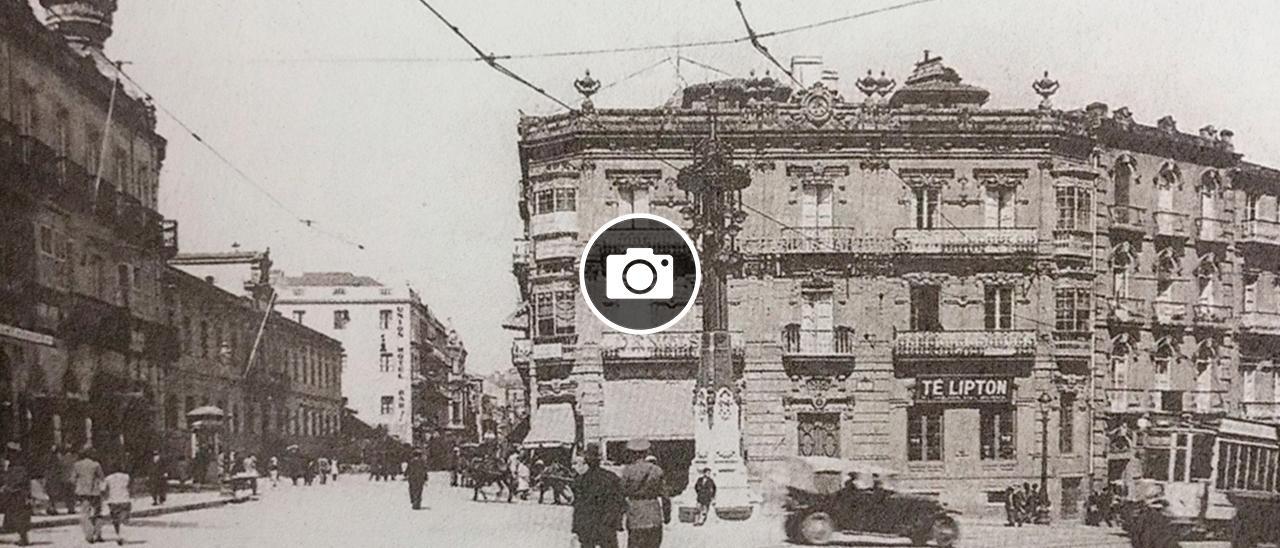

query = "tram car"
[1120,416,1280,547]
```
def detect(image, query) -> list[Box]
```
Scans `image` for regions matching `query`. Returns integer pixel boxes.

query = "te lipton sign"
[916,377,1012,403]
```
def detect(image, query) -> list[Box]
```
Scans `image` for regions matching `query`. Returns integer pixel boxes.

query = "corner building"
[513,53,1278,518]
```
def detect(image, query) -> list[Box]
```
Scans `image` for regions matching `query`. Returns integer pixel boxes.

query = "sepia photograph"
[1,0,1279,546]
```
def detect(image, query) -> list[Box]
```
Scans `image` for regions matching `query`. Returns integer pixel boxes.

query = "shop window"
[909,285,941,332]
[798,413,840,458]
[907,406,943,462]
[980,406,1016,461]
[984,285,1013,330]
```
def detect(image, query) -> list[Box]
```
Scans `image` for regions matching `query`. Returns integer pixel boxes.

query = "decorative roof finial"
[573,69,600,111]
[856,70,878,99]
[1032,70,1059,110]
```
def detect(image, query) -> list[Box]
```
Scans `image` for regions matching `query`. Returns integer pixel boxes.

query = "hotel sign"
[916,377,1012,403]
[0,324,55,347]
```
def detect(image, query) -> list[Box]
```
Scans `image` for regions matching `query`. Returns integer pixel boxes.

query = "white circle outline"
[578,213,702,335]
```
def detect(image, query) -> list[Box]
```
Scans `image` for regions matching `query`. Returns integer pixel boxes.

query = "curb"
[31,496,250,530]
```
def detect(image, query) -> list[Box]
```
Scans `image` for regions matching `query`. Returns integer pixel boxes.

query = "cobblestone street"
[13,473,1232,547]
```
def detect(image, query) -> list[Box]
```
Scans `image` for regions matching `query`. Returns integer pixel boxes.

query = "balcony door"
[1157,180,1174,212]
[913,187,939,229]
[1195,356,1214,411]
[910,285,942,332]
[801,183,833,228]
[801,290,833,352]
[1115,168,1132,208]
[619,186,650,214]
[984,186,1015,228]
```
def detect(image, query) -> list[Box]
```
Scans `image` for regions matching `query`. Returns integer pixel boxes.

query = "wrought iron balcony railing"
[1105,388,1227,414]
[1195,217,1232,242]
[1239,219,1280,246]
[738,227,902,255]
[1191,302,1232,328]
[1052,230,1092,258]
[893,329,1036,358]
[1153,210,1189,238]
[894,227,1039,256]
[1240,311,1280,335]
[1107,297,1149,324]
[781,324,856,355]
[1242,401,1280,421]
[1109,204,1147,232]
[600,330,743,360]
[1152,301,1188,326]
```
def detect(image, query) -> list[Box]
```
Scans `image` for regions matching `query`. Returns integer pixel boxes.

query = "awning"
[523,403,576,448]
[601,380,694,441]
[502,303,528,332]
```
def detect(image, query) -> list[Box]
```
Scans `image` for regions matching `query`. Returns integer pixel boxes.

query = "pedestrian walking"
[71,446,105,544]
[330,457,339,482]
[1099,485,1116,527]
[317,456,329,485]
[571,443,625,548]
[304,459,316,486]
[620,438,667,548]
[693,467,716,526]
[1010,484,1025,527]
[405,449,429,510]
[145,451,167,505]
[268,456,279,488]
[451,445,461,487]
[1,443,32,546]
[54,445,77,515]
[42,446,66,515]
[1128,497,1181,548]
[103,458,132,546]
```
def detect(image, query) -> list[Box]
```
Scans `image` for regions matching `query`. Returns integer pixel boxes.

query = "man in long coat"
[619,439,667,548]
[405,449,429,510]
[572,443,625,548]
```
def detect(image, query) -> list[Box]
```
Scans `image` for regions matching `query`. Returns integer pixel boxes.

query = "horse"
[468,457,514,502]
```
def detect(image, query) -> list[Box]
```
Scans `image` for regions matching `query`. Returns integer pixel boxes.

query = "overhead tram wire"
[108,65,369,251]
[598,57,674,93]
[258,0,941,65]
[732,0,800,86]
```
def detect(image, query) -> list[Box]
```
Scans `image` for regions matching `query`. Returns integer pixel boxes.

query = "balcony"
[893,329,1036,360]
[1052,230,1093,259]
[1053,330,1093,359]
[782,325,856,355]
[1191,302,1232,329]
[893,227,1039,256]
[1241,311,1280,336]
[738,227,901,255]
[1195,217,1232,243]
[533,238,579,261]
[511,338,532,365]
[1239,219,1280,247]
[1109,205,1147,233]
[1151,301,1189,326]
[1105,388,1227,414]
[600,330,743,360]
[529,211,578,238]
[1153,210,1189,239]
[59,293,132,354]
[1242,401,1280,422]
[512,240,530,269]
[537,379,577,402]
[1107,297,1149,325]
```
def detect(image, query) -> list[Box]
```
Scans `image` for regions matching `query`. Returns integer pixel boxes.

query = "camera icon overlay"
[579,214,700,334]
[605,248,673,300]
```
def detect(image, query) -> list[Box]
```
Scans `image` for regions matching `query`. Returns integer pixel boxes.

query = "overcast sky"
[72,0,1280,374]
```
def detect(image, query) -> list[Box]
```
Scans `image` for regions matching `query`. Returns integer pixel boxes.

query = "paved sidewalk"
[31,488,251,529]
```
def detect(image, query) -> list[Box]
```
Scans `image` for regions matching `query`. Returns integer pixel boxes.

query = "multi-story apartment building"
[162,262,344,461]
[0,0,179,463]
[273,272,475,463]
[511,52,1276,517]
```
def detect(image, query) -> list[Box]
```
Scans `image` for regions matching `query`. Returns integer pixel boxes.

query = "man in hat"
[619,439,667,548]
[405,449,429,510]
[71,446,105,543]
[572,443,625,548]
[1,442,32,546]
[693,467,716,526]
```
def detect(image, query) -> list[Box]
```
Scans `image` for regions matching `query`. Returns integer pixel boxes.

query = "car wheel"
[928,515,960,547]
[797,511,835,545]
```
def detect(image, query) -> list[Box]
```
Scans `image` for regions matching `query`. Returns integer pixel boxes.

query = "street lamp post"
[1038,391,1053,523]
[675,93,754,513]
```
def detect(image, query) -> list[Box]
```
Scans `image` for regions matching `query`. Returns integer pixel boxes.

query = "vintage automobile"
[781,456,960,546]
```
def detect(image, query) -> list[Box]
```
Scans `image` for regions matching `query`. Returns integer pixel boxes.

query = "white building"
[273,272,470,450]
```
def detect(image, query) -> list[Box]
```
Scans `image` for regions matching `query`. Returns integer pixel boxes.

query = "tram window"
[1217,442,1230,490]
[1145,448,1171,481]
[1224,443,1237,490]
[1190,434,1214,480]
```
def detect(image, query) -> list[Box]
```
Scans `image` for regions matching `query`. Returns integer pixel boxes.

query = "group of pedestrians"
[0,443,134,546]
[1003,482,1050,526]
[572,438,686,548]
[1085,482,1125,528]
